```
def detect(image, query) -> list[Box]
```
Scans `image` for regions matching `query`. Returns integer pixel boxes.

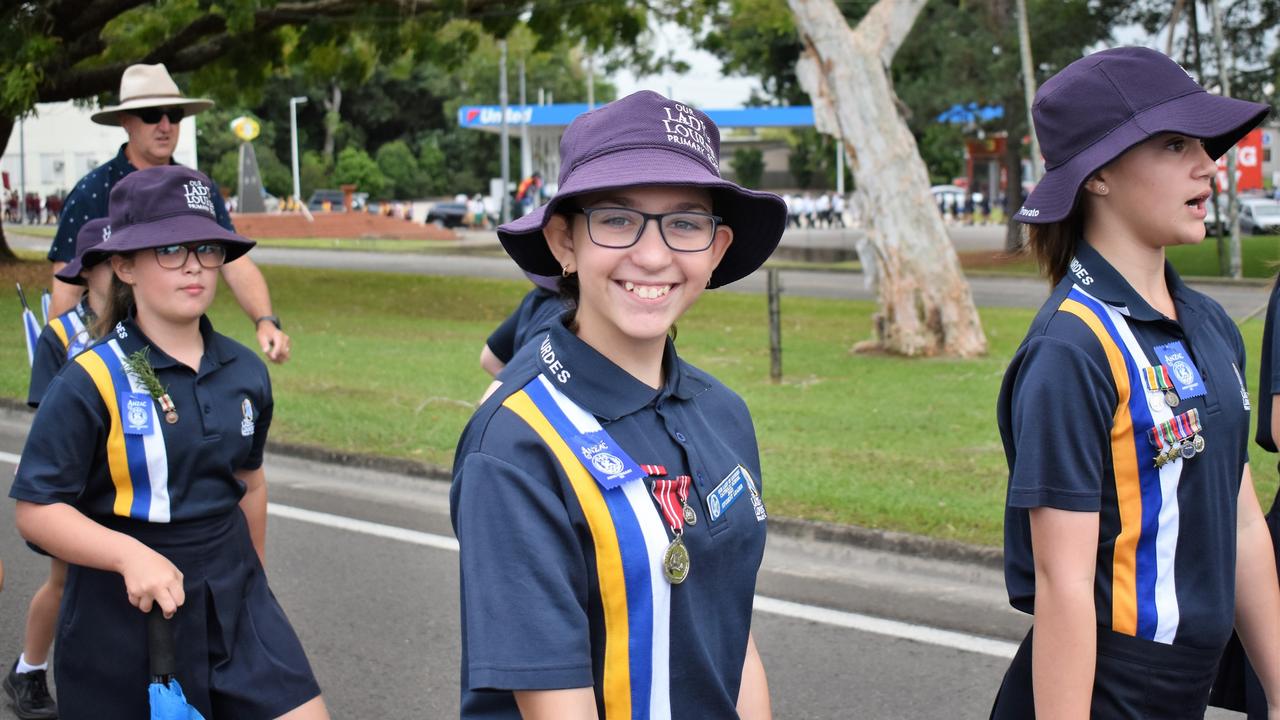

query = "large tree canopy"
[0,0,684,259]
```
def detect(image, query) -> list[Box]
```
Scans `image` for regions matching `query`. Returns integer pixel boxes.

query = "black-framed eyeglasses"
[126,107,186,124]
[573,207,723,252]
[153,243,226,269]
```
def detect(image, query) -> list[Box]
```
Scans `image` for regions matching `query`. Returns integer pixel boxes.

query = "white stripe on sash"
[1076,287,1182,644]
[536,374,673,719]
[107,341,172,523]
[65,312,89,357]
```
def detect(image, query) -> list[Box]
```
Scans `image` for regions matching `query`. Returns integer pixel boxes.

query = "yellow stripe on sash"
[1060,298,1141,636]
[49,318,69,350]
[503,390,631,720]
[74,351,133,517]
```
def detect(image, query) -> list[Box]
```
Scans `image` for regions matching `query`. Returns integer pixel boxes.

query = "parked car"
[426,202,469,228]
[1241,198,1280,235]
[307,189,367,212]
[1204,197,1280,235]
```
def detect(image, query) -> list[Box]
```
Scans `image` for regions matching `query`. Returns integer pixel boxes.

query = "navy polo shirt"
[998,242,1251,651]
[49,144,234,263]
[485,287,566,364]
[451,320,768,719]
[27,298,94,407]
[11,315,272,523]
[1255,281,1280,454]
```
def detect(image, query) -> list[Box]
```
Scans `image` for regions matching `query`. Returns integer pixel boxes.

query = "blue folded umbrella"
[148,608,206,720]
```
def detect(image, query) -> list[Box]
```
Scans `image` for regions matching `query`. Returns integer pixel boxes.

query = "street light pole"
[289,96,308,211]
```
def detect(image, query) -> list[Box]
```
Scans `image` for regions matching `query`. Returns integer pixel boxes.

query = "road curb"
[2,397,1001,567]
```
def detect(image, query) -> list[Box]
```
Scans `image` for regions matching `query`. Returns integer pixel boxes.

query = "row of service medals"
[645,464,695,585]
[1142,364,1204,467]
[1148,408,1205,467]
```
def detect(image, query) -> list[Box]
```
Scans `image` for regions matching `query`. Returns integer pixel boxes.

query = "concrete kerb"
[0,397,1003,569]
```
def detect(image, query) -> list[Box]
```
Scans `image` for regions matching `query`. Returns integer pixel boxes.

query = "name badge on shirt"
[121,392,155,435]
[572,431,644,489]
[708,465,754,523]
[1153,341,1206,400]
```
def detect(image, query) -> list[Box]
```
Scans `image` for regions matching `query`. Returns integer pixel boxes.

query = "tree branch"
[35,0,524,104]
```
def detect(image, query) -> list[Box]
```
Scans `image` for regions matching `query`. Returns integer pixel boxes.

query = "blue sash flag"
[502,374,676,719]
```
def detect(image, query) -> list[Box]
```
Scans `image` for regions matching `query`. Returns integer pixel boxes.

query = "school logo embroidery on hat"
[102,225,111,242]
[660,102,718,169]
[183,180,215,216]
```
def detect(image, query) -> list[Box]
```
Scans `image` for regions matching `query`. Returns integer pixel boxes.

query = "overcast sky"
[611,18,1215,110]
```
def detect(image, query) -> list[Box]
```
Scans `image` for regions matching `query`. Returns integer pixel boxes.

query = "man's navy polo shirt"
[451,320,768,719]
[485,287,566,364]
[998,242,1251,651]
[49,144,234,263]
[27,297,93,407]
[11,315,272,523]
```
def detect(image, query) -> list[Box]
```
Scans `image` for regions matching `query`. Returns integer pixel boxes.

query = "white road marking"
[269,502,459,552]
[0,442,1020,660]
[268,502,1017,659]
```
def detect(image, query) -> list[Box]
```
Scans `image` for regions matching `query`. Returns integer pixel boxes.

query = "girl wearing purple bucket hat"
[451,91,786,719]
[992,47,1279,718]
[9,166,329,720]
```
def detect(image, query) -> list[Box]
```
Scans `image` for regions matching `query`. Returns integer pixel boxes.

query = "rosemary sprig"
[121,347,167,400]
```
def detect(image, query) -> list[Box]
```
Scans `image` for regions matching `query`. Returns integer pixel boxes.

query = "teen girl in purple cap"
[5,217,114,719]
[451,91,786,719]
[992,47,1279,717]
[9,165,328,719]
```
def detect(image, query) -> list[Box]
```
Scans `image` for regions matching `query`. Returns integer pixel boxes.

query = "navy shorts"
[55,510,321,719]
[991,628,1225,719]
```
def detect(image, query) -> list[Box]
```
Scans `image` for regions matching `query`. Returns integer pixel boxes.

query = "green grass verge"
[1,261,1274,547]
[1167,234,1280,279]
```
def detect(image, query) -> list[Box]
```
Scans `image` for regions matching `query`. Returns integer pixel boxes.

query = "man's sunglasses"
[125,107,185,124]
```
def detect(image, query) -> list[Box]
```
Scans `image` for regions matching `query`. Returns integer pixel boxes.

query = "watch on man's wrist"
[255,315,282,331]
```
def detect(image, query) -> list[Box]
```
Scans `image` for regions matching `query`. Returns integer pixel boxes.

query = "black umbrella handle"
[147,607,176,680]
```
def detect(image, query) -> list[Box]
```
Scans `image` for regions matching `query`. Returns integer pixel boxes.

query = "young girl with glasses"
[9,166,328,719]
[451,91,787,719]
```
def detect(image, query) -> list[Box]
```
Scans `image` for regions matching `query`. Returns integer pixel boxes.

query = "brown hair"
[93,267,135,339]
[1027,204,1084,285]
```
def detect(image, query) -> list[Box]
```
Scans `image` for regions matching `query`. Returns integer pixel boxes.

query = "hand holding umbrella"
[147,608,205,720]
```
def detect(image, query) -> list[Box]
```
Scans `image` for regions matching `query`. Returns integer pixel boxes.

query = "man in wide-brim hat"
[47,63,291,363]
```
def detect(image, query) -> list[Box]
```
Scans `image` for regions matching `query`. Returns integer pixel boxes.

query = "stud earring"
[1097,183,1108,194]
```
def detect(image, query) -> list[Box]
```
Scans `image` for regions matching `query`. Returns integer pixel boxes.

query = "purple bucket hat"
[55,218,112,285]
[1019,46,1269,224]
[497,90,787,288]
[83,165,253,266]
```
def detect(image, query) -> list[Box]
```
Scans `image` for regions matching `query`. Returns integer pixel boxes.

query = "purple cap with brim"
[1018,46,1269,224]
[83,165,253,266]
[498,91,787,289]
[55,218,111,285]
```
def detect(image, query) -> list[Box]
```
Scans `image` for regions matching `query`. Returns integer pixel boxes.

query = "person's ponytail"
[1027,207,1083,285]
[93,269,135,339]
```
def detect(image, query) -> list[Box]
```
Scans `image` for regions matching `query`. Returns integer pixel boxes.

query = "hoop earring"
[562,265,572,277]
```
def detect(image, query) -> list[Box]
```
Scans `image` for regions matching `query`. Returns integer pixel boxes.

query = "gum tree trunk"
[788,0,987,357]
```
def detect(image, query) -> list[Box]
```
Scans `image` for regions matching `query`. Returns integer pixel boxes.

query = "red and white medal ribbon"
[651,475,691,537]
